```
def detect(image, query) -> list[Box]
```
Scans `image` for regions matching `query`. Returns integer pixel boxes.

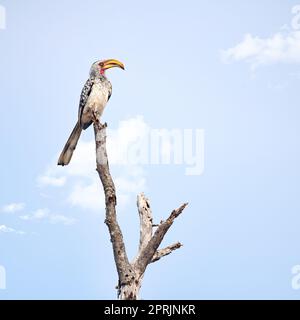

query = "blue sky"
[1,0,300,299]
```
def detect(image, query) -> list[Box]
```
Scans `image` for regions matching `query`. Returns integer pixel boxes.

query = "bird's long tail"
[57,122,82,166]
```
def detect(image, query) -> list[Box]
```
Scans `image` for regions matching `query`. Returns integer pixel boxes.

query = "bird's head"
[90,59,125,78]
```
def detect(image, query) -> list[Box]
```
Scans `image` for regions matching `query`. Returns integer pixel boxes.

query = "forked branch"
[93,118,187,300]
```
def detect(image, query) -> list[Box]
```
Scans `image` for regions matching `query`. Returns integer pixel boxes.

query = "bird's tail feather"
[57,122,82,166]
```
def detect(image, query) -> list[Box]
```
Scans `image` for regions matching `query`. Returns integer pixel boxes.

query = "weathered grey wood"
[151,242,183,263]
[137,193,153,253]
[133,203,188,277]
[93,117,188,300]
[93,120,135,297]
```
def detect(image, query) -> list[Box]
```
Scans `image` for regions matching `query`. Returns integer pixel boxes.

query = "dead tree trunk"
[93,119,187,300]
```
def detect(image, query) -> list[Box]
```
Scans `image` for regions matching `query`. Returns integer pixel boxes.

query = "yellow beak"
[102,59,125,71]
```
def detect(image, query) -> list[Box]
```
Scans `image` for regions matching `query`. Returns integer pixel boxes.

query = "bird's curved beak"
[102,59,125,71]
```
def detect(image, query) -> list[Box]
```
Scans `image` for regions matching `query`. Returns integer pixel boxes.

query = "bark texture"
[93,119,187,300]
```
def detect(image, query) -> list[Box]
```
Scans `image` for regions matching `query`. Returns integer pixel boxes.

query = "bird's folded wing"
[78,78,94,123]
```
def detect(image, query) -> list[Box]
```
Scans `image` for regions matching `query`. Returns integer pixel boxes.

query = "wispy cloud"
[221,31,300,69]
[0,224,25,235]
[37,175,66,187]
[20,208,76,226]
[67,180,104,211]
[2,202,25,213]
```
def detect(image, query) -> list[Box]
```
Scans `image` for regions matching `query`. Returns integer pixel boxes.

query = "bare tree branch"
[134,203,188,277]
[93,119,135,290]
[93,117,188,300]
[151,242,183,263]
[137,193,153,253]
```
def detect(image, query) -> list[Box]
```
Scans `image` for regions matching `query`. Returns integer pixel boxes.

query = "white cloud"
[107,116,150,165]
[39,116,148,212]
[222,31,300,68]
[67,180,104,211]
[20,208,75,225]
[37,175,66,187]
[2,202,25,213]
[0,225,25,235]
[21,208,49,220]
[66,168,146,211]
[48,214,76,225]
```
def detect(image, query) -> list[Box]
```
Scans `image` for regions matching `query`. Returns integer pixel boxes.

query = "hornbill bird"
[57,59,124,166]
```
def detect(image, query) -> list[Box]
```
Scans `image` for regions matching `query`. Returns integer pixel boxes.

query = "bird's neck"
[92,74,107,82]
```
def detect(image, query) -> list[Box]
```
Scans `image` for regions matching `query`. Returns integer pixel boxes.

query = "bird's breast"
[86,83,109,113]
[81,82,110,127]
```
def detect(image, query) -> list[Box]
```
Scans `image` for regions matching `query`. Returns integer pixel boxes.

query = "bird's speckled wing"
[78,78,94,124]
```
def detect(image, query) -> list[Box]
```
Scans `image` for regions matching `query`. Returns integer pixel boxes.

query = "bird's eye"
[99,62,104,67]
